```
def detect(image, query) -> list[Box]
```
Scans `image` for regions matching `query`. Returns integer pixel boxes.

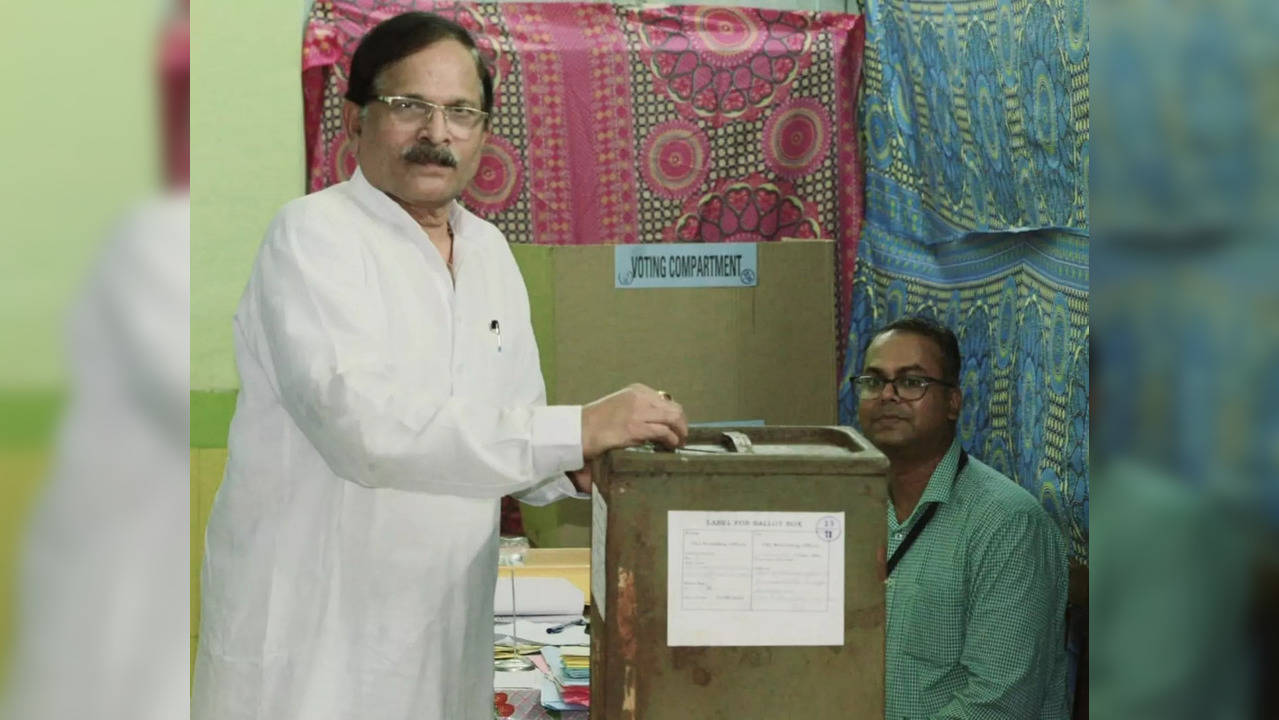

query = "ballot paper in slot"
[493,576,585,618]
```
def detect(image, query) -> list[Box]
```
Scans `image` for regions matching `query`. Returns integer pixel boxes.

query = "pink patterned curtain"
[303,0,864,361]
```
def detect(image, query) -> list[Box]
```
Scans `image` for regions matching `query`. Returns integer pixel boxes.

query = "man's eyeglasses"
[851,374,955,401]
[372,96,488,135]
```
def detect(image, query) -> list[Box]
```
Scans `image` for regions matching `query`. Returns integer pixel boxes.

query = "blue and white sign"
[615,243,758,289]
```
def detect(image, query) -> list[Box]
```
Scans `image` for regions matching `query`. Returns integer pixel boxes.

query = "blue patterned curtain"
[842,0,1089,562]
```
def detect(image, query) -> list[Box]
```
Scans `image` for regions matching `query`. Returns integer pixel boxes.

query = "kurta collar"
[348,165,466,243]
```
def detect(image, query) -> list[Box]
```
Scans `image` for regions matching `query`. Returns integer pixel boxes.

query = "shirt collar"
[918,437,965,507]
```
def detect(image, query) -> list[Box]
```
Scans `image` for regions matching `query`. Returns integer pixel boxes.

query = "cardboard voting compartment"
[510,240,838,547]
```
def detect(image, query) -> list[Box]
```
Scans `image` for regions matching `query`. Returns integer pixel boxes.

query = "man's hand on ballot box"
[568,465,592,494]
[580,383,688,460]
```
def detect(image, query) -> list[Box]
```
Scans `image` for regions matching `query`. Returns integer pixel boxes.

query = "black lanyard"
[886,450,967,577]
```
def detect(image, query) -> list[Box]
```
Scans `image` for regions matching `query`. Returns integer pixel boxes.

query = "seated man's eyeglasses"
[852,374,955,401]
[373,95,488,134]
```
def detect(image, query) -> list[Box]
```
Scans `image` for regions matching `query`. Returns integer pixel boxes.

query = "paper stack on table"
[536,646,589,710]
[493,577,584,620]
[555,646,590,679]
[491,573,590,702]
[493,618,590,692]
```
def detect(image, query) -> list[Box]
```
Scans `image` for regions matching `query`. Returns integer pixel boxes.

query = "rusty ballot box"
[588,426,889,719]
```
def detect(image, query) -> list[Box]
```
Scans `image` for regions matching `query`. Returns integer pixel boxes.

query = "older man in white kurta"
[194,166,582,719]
[193,13,687,720]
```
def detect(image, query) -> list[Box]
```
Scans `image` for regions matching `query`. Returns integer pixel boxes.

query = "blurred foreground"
[1091,0,1279,716]
[0,2,190,719]
[0,0,1277,717]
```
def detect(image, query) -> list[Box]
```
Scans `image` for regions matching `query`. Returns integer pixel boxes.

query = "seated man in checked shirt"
[852,317,1069,719]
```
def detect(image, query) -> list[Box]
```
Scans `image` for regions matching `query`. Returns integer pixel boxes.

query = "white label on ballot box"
[667,510,845,646]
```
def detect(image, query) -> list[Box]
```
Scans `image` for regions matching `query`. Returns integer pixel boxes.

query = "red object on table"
[497,688,588,720]
[561,686,591,707]
[494,691,515,717]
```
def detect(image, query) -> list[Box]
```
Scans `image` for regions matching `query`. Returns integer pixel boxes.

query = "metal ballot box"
[588,426,889,720]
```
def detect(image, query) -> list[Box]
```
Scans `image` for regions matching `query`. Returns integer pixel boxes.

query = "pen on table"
[490,319,502,352]
[545,617,587,634]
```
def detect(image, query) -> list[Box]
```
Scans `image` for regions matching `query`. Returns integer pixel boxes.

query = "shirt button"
[893,531,903,539]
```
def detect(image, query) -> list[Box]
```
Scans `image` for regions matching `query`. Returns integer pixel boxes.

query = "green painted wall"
[191,0,310,392]
[0,3,157,393]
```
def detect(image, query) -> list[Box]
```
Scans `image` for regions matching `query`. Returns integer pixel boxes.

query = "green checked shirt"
[885,439,1069,720]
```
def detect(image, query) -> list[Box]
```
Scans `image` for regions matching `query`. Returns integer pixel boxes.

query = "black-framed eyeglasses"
[851,374,955,401]
[372,95,488,134]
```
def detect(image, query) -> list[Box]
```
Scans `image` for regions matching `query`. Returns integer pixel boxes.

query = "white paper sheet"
[667,511,845,646]
[493,576,585,616]
[591,487,608,621]
[493,669,542,689]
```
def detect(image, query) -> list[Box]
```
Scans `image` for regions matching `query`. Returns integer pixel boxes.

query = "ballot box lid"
[604,425,888,476]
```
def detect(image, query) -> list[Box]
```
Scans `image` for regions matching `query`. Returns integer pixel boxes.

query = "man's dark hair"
[864,316,962,384]
[344,12,494,117]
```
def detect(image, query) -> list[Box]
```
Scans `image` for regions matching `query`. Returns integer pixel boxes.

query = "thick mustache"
[403,143,459,167]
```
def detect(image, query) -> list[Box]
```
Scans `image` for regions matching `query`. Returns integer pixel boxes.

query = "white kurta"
[193,168,584,720]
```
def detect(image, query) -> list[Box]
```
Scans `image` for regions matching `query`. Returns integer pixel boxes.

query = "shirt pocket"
[899,575,965,669]
[458,315,500,397]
